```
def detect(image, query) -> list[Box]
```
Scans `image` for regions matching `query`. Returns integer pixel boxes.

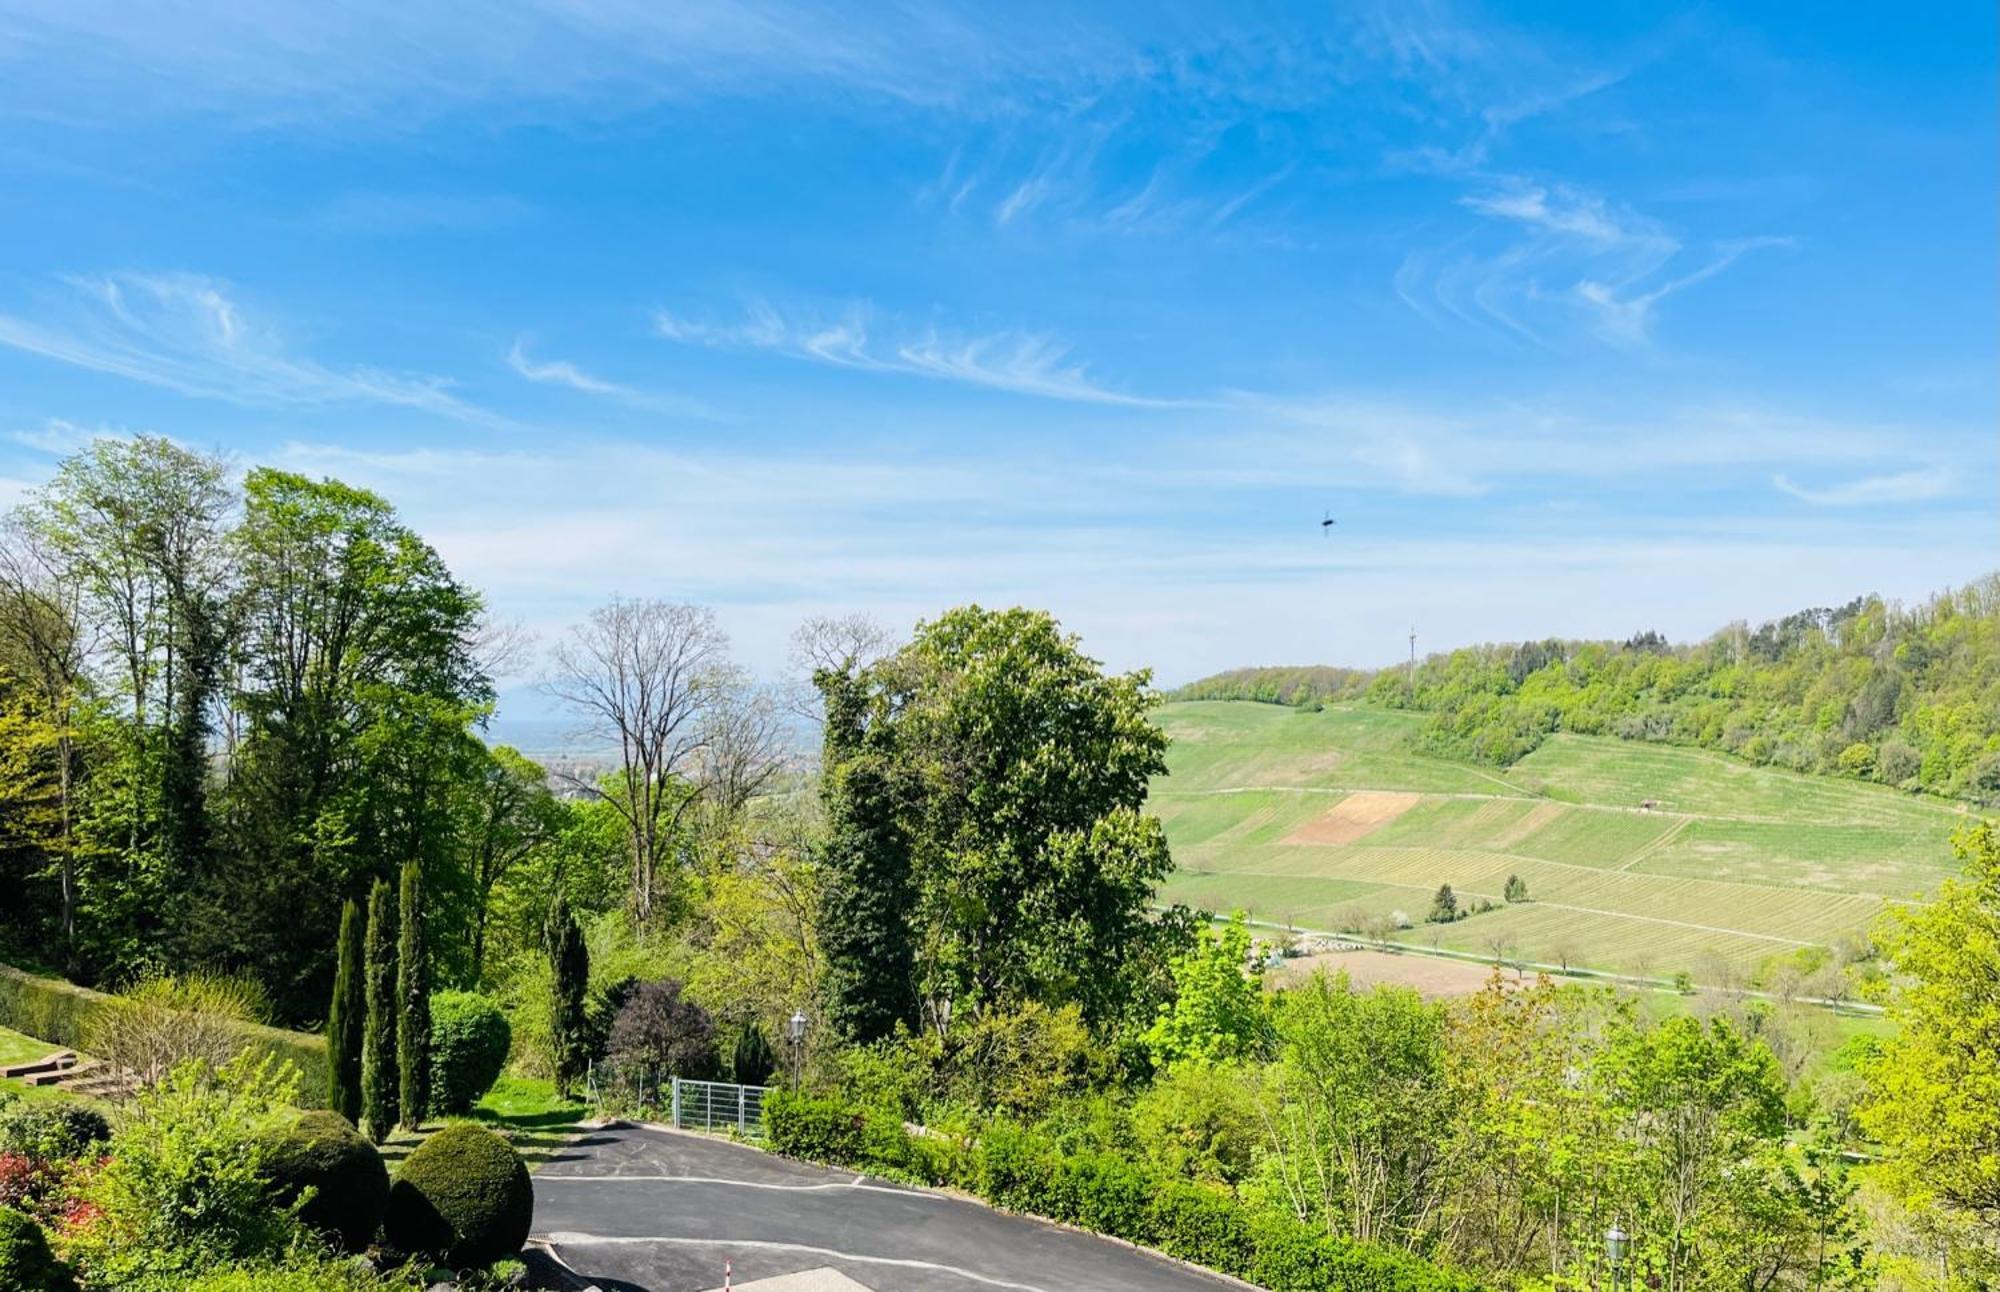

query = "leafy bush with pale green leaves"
[67,1053,303,1291]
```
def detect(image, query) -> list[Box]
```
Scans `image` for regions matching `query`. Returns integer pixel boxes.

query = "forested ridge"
[1176,574,2000,803]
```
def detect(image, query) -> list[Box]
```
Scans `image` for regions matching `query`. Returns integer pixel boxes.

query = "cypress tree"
[815,666,917,1043]
[397,860,431,1129]
[545,891,589,1099]
[360,878,399,1143]
[326,897,366,1122]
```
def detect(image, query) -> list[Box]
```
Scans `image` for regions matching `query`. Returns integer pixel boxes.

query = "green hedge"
[0,967,328,1107]
[763,1090,1481,1291]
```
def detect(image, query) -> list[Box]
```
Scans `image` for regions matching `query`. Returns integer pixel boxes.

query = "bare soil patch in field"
[1268,948,1510,998]
[1282,790,1422,845]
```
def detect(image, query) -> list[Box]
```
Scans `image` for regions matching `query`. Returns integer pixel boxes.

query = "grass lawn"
[376,1074,592,1171]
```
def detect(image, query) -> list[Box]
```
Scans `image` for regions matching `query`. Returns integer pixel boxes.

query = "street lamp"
[1605,1223,1630,1291]
[786,1010,808,1092]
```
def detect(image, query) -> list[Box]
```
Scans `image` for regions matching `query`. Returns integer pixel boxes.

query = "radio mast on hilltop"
[1407,627,1416,704]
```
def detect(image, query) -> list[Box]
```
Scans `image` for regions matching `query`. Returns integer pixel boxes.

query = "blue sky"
[0,2,1993,713]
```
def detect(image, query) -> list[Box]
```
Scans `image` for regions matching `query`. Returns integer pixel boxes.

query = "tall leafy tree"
[545,891,589,1099]
[830,606,1181,1029]
[325,896,366,1122]
[360,878,399,1142]
[1862,820,2000,1270]
[460,744,561,986]
[396,859,431,1129]
[0,515,90,966]
[22,436,231,969]
[209,468,487,1021]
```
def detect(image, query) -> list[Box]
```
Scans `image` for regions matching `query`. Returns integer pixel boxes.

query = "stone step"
[0,1050,77,1080]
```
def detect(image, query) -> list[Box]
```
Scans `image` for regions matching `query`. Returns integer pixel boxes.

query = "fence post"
[671,1075,682,1129]
[737,1085,746,1136]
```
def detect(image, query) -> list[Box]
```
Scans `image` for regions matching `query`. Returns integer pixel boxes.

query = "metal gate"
[670,1077,769,1135]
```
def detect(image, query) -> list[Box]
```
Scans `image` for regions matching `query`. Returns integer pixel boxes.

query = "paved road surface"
[531,1123,1244,1292]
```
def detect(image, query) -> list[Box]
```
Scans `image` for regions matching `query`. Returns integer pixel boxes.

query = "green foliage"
[544,892,589,1099]
[1862,820,2000,1256]
[383,1123,532,1269]
[0,1097,109,1160]
[0,966,330,1106]
[175,1247,420,1291]
[1130,1060,1261,1187]
[729,1022,776,1086]
[70,1053,302,1290]
[427,991,510,1117]
[1142,913,1268,1068]
[361,879,398,1143]
[1427,884,1459,923]
[258,1109,389,1253]
[1172,665,1375,709]
[764,1090,869,1165]
[819,606,1184,1034]
[0,1204,76,1292]
[815,663,918,1043]
[767,1088,1475,1291]
[1501,874,1528,903]
[1263,972,1457,1249]
[327,898,366,1123]
[396,860,430,1130]
[1375,579,2000,801]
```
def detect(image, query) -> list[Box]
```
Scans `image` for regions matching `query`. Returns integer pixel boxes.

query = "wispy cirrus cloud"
[505,337,708,417]
[653,300,1185,407]
[0,273,508,425]
[1775,468,1957,507]
[1399,178,1789,347]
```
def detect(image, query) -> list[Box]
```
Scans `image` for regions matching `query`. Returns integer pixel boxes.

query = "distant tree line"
[1173,575,2000,802]
[1173,664,1374,708]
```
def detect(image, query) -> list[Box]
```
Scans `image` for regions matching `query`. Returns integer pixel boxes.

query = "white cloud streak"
[653,301,1186,407]
[1774,468,1958,507]
[505,337,709,417]
[0,273,508,425]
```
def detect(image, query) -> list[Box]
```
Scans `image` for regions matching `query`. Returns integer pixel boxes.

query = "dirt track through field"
[1282,790,1422,845]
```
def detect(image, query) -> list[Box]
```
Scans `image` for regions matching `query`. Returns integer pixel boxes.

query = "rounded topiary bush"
[0,1204,77,1292]
[260,1110,390,1253]
[384,1124,531,1269]
[428,992,511,1117]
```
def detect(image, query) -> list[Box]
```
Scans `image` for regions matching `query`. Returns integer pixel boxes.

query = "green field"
[1150,701,1972,980]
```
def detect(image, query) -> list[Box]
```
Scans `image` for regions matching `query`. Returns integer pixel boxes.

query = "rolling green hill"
[1149,700,1972,980]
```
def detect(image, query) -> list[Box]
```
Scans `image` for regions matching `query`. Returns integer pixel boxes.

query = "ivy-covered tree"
[546,891,589,1099]
[396,859,431,1130]
[325,896,366,1122]
[815,664,917,1043]
[360,878,399,1142]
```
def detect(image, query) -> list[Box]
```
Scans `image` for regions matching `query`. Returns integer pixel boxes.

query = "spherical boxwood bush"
[259,1111,390,1253]
[427,991,511,1117]
[385,1123,532,1269]
[0,1204,77,1292]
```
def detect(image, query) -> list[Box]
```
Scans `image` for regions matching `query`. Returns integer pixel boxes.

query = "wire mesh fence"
[585,1061,771,1138]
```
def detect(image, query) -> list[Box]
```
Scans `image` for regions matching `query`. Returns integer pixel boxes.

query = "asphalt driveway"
[530,1123,1246,1292]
